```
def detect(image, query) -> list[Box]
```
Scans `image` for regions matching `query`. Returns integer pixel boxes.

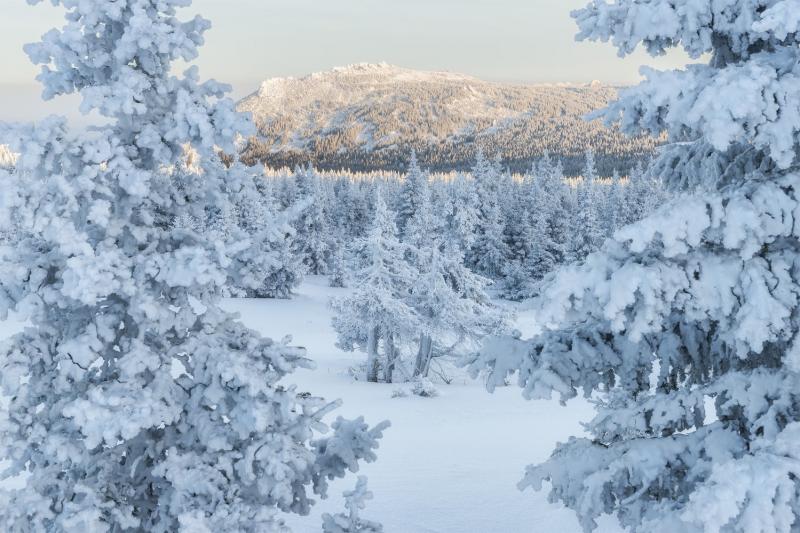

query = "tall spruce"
[467,151,509,278]
[468,1,800,531]
[406,188,505,378]
[0,2,387,530]
[396,152,428,239]
[293,164,331,275]
[331,190,418,383]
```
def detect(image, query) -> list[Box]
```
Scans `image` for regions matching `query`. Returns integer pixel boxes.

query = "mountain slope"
[238,63,657,175]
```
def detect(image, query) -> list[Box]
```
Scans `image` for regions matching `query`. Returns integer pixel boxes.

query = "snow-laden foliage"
[0,1,386,530]
[468,1,800,532]
[331,191,419,383]
[406,184,507,378]
[321,476,383,533]
[467,152,510,278]
[576,0,800,179]
[502,154,573,299]
[180,166,305,299]
[396,152,428,239]
[333,178,506,383]
[230,175,305,299]
[251,151,662,299]
[293,164,332,275]
[444,175,480,253]
[566,173,604,263]
[328,241,349,288]
[410,377,440,398]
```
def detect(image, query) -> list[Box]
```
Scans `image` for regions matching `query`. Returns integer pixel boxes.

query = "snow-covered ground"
[224,277,622,533]
[0,277,624,532]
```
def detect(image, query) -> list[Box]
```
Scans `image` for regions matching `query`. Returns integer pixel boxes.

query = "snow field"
[225,277,622,533]
[0,277,624,532]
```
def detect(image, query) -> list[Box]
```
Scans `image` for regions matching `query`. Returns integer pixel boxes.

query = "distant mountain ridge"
[238,63,657,175]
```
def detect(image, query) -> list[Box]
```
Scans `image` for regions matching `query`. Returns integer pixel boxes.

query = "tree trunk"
[422,340,434,377]
[365,325,380,383]
[413,335,433,378]
[385,332,397,383]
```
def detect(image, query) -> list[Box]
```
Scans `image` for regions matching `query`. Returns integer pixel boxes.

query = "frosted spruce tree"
[445,174,479,255]
[581,149,598,182]
[293,164,331,275]
[200,166,304,299]
[566,174,604,263]
[467,152,509,278]
[405,187,505,377]
[331,191,418,383]
[410,242,505,378]
[622,161,666,228]
[0,1,387,530]
[605,168,624,233]
[328,241,349,288]
[468,1,800,532]
[396,152,428,239]
[528,156,570,279]
[403,178,441,264]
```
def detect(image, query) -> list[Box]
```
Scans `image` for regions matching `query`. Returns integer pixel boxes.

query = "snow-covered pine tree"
[500,260,532,302]
[328,239,349,288]
[405,188,505,377]
[294,162,316,198]
[502,199,540,300]
[342,182,372,241]
[277,170,298,209]
[321,476,383,533]
[467,152,510,278]
[566,173,604,263]
[446,174,480,255]
[403,177,441,263]
[234,190,306,299]
[429,177,452,221]
[245,173,307,298]
[606,168,624,233]
[498,164,518,250]
[581,148,598,182]
[293,164,331,275]
[504,194,534,265]
[331,190,418,383]
[468,1,800,532]
[410,239,506,378]
[0,1,387,530]
[620,159,654,226]
[531,155,570,274]
[524,214,556,285]
[396,151,428,239]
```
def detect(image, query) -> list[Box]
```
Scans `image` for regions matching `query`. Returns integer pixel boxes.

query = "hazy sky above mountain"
[0,0,691,123]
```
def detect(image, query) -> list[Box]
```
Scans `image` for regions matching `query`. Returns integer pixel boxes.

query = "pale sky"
[0,0,691,123]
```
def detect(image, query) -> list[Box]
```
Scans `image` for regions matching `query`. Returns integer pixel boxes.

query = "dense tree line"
[193,150,666,300]
[175,150,664,385]
[241,136,654,177]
